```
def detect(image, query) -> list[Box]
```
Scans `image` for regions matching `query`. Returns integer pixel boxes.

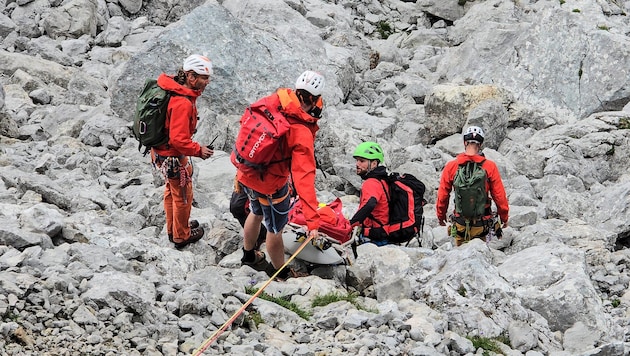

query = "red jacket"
[237,88,322,230]
[349,165,390,232]
[358,177,389,230]
[436,153,509,224]
[152,73,203,157]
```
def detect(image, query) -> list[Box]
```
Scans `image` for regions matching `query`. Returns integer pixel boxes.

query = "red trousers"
[164,172,193,243]
[153,152,194,243]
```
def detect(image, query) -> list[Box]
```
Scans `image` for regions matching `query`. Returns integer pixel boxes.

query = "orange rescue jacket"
[436,153,509,224]
[237,88,322,230]
[152,73,204,157]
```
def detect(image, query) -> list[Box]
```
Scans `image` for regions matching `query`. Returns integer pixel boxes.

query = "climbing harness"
[449,212,500,245]
[153,154,193,203]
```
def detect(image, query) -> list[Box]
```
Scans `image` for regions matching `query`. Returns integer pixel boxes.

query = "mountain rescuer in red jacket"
[233,70,325,281]
[151,54,214,249]
[348,142,390,246]
[436,126,509,246]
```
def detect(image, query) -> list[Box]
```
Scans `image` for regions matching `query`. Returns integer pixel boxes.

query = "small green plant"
[4,311,19,322]
[598,25,610,31]
[245,286,312,320]
[559,0,565,4]
[619,117,630,129]
[611,299,621,307]
[376,21,393,39]
[572,8,581,13]
[458,285,467,297]
[495,332,511,347]
[311,292,377,313]
[458,0,467,5]
[468,335,503,354]
[312,292,357,307]
[247,311,263,327]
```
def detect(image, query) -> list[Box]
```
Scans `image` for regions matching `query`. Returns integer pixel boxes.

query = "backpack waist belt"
[451,214,492,227]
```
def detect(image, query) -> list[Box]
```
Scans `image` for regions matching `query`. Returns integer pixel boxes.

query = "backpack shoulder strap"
[378,178,390,202]
[363,177,389,227]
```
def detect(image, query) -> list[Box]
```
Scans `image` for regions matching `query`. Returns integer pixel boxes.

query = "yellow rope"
[191,232,315,356]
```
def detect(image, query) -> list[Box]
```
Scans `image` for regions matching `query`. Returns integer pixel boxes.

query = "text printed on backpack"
[231,97,291,176]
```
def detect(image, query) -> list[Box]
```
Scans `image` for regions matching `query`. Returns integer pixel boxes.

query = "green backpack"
[133,79,171,155]
[453,159,488,219]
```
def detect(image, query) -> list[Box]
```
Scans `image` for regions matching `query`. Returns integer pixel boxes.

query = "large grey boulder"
[417,0,468,22]
[437,1,630,119]
[9,0,50,38]
[424,84,513,144]
[499,243,613,342]
[0,51,73,88]
[109,0,350,152]
[41,0,98,39]
[110,1,333,122]
[82,270,156,314]
[0,13,16,38]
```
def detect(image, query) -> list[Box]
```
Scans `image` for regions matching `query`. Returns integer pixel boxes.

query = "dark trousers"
[230,189,267,249]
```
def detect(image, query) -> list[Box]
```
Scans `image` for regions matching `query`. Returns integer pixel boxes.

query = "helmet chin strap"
[366,160,377,174]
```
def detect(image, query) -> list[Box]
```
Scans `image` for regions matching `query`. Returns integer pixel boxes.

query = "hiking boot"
[174,227,204,249]
[169,220,197,242]
[241,250,268,272]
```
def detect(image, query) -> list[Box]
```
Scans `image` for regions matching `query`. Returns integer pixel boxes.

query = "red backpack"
[376,172,426,244]
[230,97,290,177]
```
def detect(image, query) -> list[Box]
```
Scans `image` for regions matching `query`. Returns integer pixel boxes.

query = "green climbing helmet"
[353,141,384,163]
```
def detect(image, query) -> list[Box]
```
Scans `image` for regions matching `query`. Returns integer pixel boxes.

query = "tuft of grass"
[376,21,393,39]
[559,0,565,4]
[468,335,503,354]
[458,0,467,5]
[611,299,621,308]
[311,292,377,313]
[245,286,312,320]
[598,25,610,31]
[495,332,511,347]
[312,291,357,307]
[572,8,581,13]
[246,311,263,327]
[619,117,630,129]
[458,285,467,297]
[4,311,19,322]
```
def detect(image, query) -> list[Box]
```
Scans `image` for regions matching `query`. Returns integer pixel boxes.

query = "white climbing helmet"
[295,70,325,96]
[463,126,485,144]
[183,54,213,76]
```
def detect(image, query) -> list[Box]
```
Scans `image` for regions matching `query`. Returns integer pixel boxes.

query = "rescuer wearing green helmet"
[348,142,390,245]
